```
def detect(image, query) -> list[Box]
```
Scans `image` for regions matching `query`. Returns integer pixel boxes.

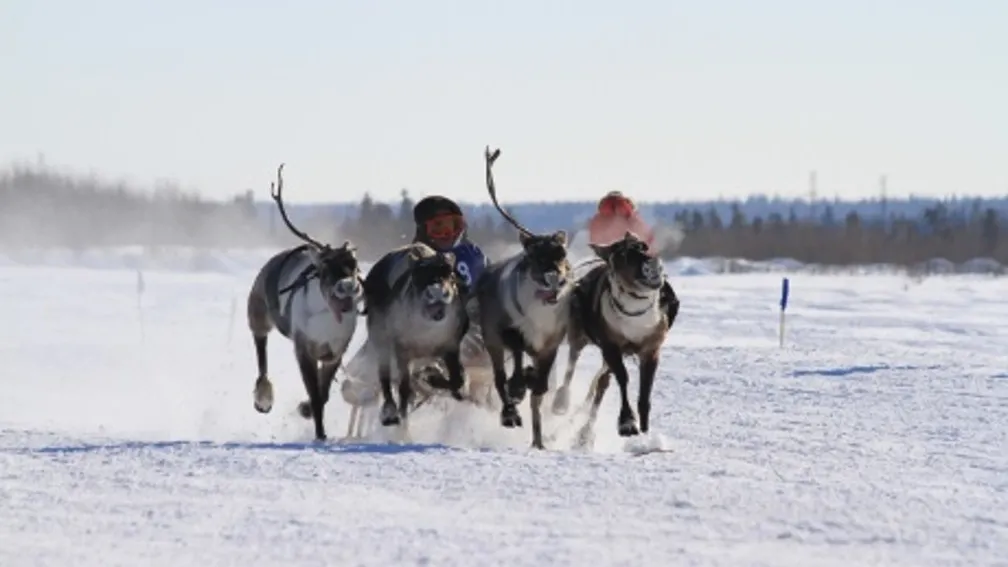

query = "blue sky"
[3,0,1006,204]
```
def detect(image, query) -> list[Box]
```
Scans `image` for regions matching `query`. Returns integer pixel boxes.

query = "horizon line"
[5,160,1007,207]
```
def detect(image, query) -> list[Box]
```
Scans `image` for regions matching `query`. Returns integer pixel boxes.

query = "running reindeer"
[552,231,680,445]
[475,146,575,450]
[362,240,470,437]
[247,163,364,441]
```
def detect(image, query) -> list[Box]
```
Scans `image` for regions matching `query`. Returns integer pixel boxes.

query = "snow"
[1,252,1006,566]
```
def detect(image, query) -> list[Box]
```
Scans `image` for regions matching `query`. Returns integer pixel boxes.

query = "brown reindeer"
[553,231,679,447]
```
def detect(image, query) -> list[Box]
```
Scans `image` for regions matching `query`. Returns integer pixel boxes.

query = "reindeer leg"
[497,330,527,405]
[378,355,400,427]
[294,341,327,441]
[507,343,527,406]
[575,369,612,449]
[637,350,659,434]
[248,288,275,414]
[298,358,339,420]
[529,348,559,450]
[488,343,521,428]
[505,346,527,428]
[394,348,413,442]
[552,340,586,415]
[317,358,339,412]
[601,346,639,437]
[252,335,274,413]
[580,364,610,412]
[442,350,466,402]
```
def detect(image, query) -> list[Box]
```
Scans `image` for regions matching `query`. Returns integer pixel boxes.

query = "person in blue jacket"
[410,195,491,371]
[411,195,488,291]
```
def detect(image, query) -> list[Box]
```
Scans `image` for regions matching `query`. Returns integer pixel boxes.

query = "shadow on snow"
[8,439,469,456]
[791,363,941,379]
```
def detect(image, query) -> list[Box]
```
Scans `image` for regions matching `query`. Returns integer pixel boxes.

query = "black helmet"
[413,196,463,224]
[413,195,466,249]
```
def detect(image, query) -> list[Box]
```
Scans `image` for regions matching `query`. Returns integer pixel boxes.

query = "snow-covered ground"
[0,255,1005,566]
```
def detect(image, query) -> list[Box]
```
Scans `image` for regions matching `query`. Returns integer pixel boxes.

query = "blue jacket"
[445,240,489,291]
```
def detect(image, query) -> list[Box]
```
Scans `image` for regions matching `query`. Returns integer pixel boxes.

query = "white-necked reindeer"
[552,231,679,446]
[247,164,364,442]
[474,147,575,450]
[361,241,469,440]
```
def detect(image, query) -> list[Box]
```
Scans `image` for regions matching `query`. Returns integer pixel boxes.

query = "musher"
[340,195,493,413]
[585,190,680,327]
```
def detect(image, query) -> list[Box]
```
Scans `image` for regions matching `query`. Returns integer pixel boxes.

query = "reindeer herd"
[246,147,680,450]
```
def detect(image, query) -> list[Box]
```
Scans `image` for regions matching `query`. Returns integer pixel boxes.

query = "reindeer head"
[483,146,573,305]
[407,245,460,322]
[518,230,572,304]
[270,164,363,318]
[591,231,664,292]
[309,241,362,316]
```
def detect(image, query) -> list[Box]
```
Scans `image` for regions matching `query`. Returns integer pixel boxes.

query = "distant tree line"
[343,192,1007,267]
[2,162,1005,268]
[669,202,1005,266]
[336,189,525,259]
[0,163,267,249]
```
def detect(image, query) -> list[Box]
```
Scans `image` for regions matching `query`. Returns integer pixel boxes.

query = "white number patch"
[456,261,472,286]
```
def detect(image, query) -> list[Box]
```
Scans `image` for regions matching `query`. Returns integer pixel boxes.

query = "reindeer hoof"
[297,401,312,419]
[253,377,274,414]
[575,425,596,450]
[380,403,401,427]
[618,419,640,437]
[551,386,570,415]
[501,404,522,428]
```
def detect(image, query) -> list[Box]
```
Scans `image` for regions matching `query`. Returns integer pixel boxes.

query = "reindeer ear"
[553,230,568,247]
[590,243,612,262]
[408,245,425,262]
[518,231,533,248]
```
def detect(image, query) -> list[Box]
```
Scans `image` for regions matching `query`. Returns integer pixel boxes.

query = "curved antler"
[270,163,326,249]
[484,146,533,237]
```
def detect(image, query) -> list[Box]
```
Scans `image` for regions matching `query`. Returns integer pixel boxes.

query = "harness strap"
[507,259,528,317]
[605,277,655,318]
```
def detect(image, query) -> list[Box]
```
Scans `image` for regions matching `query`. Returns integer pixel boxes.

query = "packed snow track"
[0,261,1005,566]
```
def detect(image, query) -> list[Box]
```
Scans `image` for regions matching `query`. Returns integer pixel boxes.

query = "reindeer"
[475,147,575,450]
[362,240,469,438]
[247,164,363,441]
[551,231,679,444]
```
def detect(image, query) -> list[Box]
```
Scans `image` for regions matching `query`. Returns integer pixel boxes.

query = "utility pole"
[809,170,818,220]
[879,174,888,223]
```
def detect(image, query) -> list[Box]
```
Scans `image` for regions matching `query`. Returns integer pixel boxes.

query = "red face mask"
[598,195,634,218]
[424,213,464,247]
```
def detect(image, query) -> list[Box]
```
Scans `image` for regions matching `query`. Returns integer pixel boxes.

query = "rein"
[278,266,318,295]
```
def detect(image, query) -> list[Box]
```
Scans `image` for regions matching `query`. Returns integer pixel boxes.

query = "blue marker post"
[779,277,790,348]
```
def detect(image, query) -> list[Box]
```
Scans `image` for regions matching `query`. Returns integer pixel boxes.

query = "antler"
[484,146,533,237]
[270,163,326,249]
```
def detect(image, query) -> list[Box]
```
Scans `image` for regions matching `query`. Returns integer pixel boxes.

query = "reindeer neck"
[603,274,658,318]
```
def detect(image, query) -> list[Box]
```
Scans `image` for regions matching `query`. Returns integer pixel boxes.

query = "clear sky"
[3,0,1006,204]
